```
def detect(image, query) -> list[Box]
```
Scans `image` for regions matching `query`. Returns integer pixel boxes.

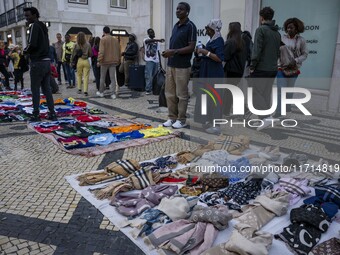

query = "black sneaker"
[47,113,58,121]
[29,115,41,122]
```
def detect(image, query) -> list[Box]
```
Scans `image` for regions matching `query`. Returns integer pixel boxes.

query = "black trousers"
[57,61,67,82]
[247,70,277,119]
[0,64,10,88]
[14,69,24,89]
[223,71,243,115]
[30,61,55,115]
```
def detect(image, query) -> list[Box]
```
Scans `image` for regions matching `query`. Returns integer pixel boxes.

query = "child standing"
[10,45,24,91]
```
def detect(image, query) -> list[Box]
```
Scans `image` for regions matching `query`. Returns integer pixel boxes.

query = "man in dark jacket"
[24,6,57,121]
[122,33,138,86]
[249,6,281,131]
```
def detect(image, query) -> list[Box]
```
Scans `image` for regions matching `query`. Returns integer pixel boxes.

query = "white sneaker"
[96,91,101,96]
[96,92,104,98]
[111,93,117,99]
[163,119,175,127]
[172,120,187,129]
[205,126,221,135]
[257,118,274,131]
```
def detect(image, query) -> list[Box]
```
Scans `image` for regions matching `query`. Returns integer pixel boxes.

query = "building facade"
[1,0,339,113]
[0,0,151,50]
[152,0,340,114]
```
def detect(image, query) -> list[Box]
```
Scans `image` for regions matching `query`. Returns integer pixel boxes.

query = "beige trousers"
[76,58,90,93]
[165,67,191,122]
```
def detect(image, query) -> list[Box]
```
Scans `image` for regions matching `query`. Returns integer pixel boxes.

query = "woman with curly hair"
[275,17,308,117]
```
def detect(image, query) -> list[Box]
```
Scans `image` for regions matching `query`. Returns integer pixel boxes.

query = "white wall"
[29,0,150,47]
[220,0,246,39]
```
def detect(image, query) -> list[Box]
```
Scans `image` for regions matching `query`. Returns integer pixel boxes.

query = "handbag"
[152,51,165,95]
[72,48,83,69]
[281,41,299,77]
[118,58,124,73]
[282,66,299,77]
[76,48,83,58]
[65,53,72,63]
[201,173,229,192]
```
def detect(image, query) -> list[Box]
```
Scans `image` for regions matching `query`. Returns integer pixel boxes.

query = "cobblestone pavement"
[1,75,340,254]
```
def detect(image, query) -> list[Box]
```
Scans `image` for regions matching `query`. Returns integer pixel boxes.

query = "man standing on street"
[97,26,121,99]
[249,6,281,131]
[63,34,76,88]
[24,6,57,122]
[121,33,138,87]
[143,28,164,95]
[53,33,67,85]
[162,2,197,129]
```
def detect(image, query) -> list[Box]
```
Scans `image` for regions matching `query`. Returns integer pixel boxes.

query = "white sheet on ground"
[65,148,340,255]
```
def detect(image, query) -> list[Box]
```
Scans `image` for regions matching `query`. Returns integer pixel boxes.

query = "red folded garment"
[0,106,18,111]
[160,177,188,184]
[76,115,101,122]
[73,101,87,107]
[35,125,63,133]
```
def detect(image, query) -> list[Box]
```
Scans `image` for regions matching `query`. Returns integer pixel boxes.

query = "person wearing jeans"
[275,18,308,117]
[53,33,68,85]
[62,34,76,88]
[161,2,197,129]
[248,6,281,131]
[276,71,299,114]
[143,28,165,94]
[23,6,56,122]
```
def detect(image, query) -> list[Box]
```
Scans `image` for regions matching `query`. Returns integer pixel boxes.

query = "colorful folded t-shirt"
[115,130,144,141]
[35,125,63,133]
[88,133,117,145]
[76,115,102,122]
[139,126,172,138]
[108,124,151,134]
[57,136,95,150]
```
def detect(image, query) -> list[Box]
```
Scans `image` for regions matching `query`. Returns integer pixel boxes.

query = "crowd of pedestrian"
[161,3,308,133]
[1,3,308,130]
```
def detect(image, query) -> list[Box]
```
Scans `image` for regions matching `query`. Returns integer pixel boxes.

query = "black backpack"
[152,51,165,95]
[18,55,29,72]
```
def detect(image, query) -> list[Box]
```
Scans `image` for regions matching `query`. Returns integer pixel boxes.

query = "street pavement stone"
[0,123,103,222]
[1,73,340,254]
[0,235,56,255]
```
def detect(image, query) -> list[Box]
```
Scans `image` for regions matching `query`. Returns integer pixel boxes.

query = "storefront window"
[111,0,127,9]
[68,0,88,5]
[262,0,340,90]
